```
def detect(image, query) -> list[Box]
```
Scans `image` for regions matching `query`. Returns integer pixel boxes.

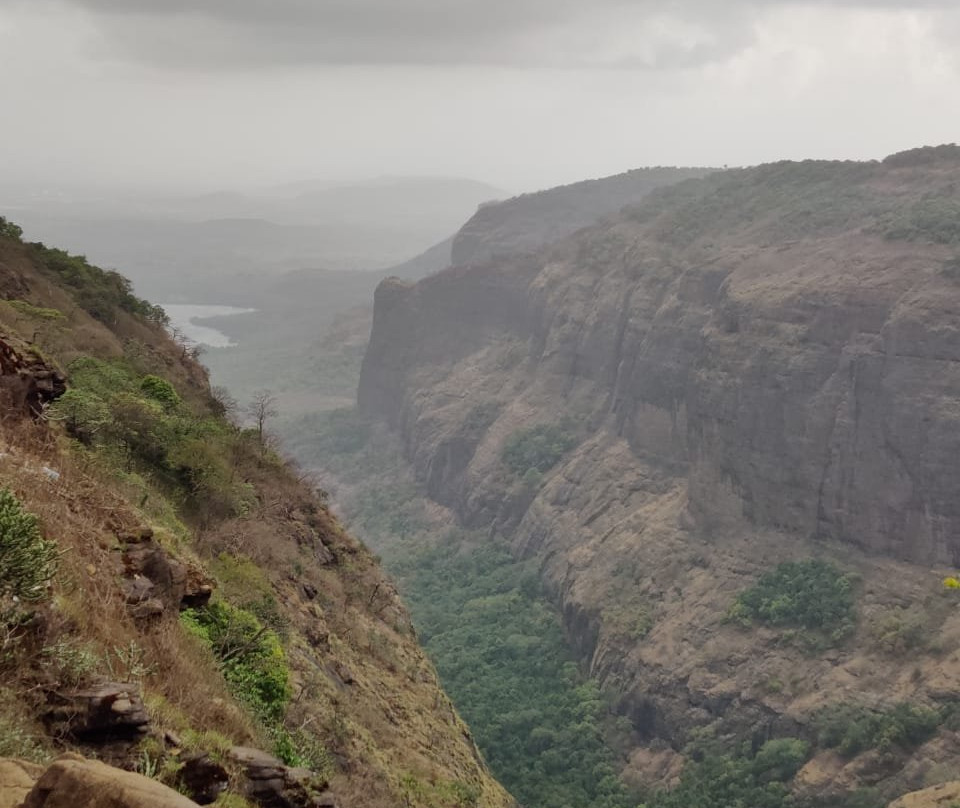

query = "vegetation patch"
[2,300,65,320]
[501,423,578,477]
[29,243,168,325]
[0,488,59,604]
[640,738,809,808]
[392,536,631,808]
[816,702,941,757]
[730,559,857,639]
[50,356,257,522]
[884,199,960,245]
[181,600,291,725]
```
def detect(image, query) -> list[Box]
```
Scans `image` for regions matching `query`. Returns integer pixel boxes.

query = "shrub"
[0,488,58,602]
[640,739,810,808]
[30,244,167,325]
[181,601,290,724]
[731,559,856,632]
[816,702,941,757]
[140,375,181,409]
[502,424,578,477]
[752,738,809,782]
[48,389,112,445]
[884,199,960,245]
[0,217,23,242]
[4,300,64,320]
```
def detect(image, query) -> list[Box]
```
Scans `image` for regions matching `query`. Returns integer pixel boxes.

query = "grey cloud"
[34,0,960,69]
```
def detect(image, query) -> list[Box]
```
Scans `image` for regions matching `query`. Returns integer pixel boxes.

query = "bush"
[181,601,290,724]
[30,244,167,325]
[502,424,578,477]
[0,489,58,602]
[0,217,23,242]
[640,739,810,808]
[48,389,112,445]
[731,559,856,633]
[140,375,181,409]
[816,702,941,757]
[884,199,960,245]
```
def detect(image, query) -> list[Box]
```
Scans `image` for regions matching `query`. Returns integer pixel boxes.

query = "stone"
[45,682,150,742]
[178,753,229,805]
[0,758,45,808]
[19,754,199,808]
[228,747,334,808]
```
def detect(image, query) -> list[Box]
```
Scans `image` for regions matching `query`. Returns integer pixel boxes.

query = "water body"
[161,304,254,348]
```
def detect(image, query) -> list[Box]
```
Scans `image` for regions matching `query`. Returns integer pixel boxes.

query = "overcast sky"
[1,0,957,194]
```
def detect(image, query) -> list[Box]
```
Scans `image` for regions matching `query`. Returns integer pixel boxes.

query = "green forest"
[391,537,632,808]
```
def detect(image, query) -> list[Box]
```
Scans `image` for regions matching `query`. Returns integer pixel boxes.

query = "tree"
[247,390,278,447]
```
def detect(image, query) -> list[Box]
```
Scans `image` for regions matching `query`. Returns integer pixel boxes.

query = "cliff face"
[359,147,960,796]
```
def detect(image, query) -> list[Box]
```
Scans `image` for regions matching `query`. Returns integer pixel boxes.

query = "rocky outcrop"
[119,528,213,618]
[13,754,199,808]
[44,683,150,743]
[358,147,960,791]
[0,333,65,417]
[228,747,335,808]
[888,781,960,808]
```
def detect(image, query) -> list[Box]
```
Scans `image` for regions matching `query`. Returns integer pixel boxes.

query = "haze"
[2,0,959,195]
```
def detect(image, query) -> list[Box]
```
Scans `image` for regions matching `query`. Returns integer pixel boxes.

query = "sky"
[0,0,958,194]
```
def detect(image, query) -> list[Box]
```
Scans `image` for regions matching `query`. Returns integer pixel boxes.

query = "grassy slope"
[0,226,513,808]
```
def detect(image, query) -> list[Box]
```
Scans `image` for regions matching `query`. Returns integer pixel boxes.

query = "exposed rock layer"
[359,147,960,794]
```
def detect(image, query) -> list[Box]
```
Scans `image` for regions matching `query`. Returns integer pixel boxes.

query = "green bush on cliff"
[29,243,168,325]
[884,199,960,245]
[816,702,941,757]
[181,600,291,724]
[0,217,23,242]
[502,423,578,477]
[640,738,809,808]
[730,559,857,634]
[55,356,256,521]
[0,488,59,603]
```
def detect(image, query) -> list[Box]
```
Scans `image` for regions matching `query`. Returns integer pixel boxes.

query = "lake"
[161,304,254,348]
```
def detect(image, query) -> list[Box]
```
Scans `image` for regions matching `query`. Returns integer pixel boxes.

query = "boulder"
[119,532,214,615]
[229,747,335,808]
[0,758,45,808]
[19,754,199,808]
[178,752,229,805]
[45,682,149,742]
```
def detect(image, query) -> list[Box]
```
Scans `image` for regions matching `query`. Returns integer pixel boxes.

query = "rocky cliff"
[359,145,960,802]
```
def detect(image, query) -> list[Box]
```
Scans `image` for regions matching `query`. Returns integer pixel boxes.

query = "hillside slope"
[358,145,960,806]
[450,167,715,267]
[0,221,513,808]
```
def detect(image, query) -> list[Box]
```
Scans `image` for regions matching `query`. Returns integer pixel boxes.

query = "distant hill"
[9,176,507,302]
[451,166,716,266]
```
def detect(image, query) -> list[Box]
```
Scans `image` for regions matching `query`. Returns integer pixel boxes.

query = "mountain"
[451,166,715,266]
[9,177,507,302]
[357,145,960,807]
[0,220,512,808]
